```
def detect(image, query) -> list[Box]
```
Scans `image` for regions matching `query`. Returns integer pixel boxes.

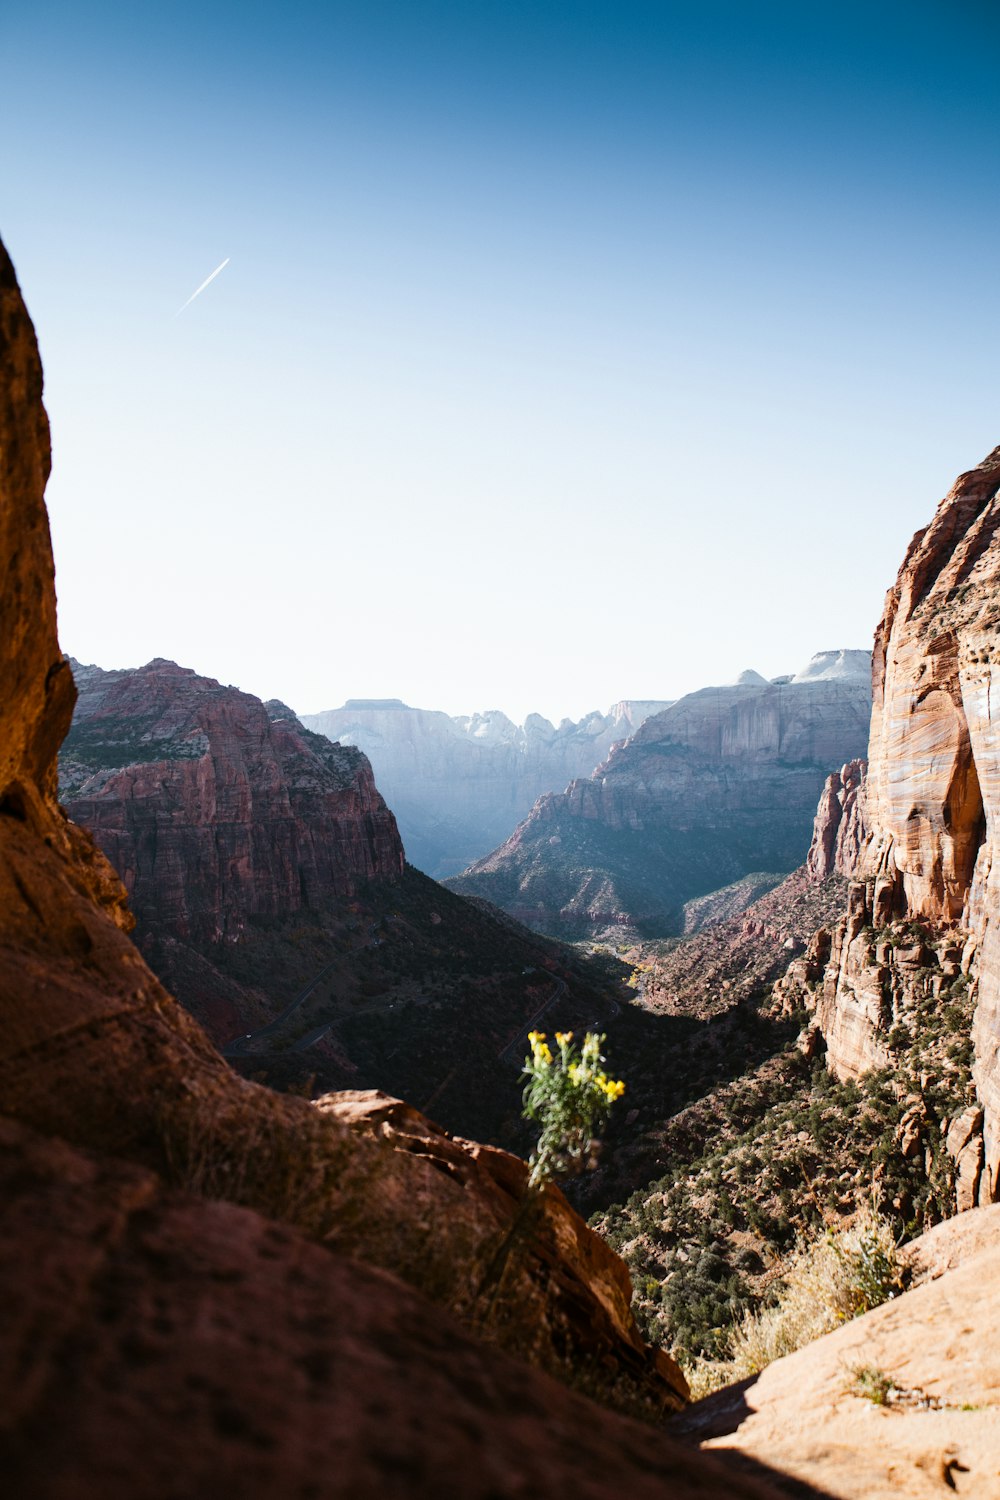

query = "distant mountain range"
[299,698,674,877]
[445,651,872,939]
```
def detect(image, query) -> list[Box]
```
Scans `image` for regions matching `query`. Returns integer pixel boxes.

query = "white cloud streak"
[174,257,231,317]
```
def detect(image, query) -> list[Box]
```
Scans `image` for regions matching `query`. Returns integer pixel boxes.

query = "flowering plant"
[522,1030,625,1188]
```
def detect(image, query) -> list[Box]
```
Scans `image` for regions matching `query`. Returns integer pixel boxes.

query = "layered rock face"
[0,234,742,1494]
[300,697,672,877]
[782,448,1000,1205]
[61,661,404,946]
[447,660,871,939]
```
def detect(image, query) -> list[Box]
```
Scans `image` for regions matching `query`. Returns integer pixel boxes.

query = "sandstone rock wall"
[61,661,404,945]
[805,759,868,881]
[788,448,1000,1202]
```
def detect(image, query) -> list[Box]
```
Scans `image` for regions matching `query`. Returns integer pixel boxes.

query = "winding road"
[497,977,569,1064]
[221,960,340,1057]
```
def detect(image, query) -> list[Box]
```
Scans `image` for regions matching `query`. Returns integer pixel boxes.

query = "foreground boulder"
[0,1114,787,1500]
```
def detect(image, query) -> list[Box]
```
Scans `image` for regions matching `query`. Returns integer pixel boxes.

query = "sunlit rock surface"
[784,448,1000,1200]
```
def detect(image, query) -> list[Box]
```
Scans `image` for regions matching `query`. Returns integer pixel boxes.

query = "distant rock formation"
[791,649,872,683]
[806,759,869,881]
[446,662,871,939]
[61,659,405,946]
[299,697,672,877]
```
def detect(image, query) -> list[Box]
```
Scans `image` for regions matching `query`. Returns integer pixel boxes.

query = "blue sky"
[3,1,999,723]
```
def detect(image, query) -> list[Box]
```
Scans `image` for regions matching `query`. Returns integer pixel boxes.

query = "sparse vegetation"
[687,1210,905,1395]
[591,914,977,1381]
[851,1365,897,1405]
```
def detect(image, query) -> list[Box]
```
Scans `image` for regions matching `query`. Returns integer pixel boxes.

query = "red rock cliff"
[806,759,868,881]
[61,659,404,945]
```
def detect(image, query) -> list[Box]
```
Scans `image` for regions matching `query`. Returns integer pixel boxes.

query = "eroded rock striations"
[3,235,787,1497]
[300,697,672,877]
[448,658,871,940]
[779,448,1000,1207]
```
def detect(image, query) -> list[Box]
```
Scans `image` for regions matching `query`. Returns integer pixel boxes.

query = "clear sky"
[3,1,999,725]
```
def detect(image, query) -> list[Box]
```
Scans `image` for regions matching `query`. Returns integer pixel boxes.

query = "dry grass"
[687,1209,905,1398]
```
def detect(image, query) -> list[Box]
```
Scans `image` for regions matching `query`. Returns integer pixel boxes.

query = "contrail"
[174,257,230,317]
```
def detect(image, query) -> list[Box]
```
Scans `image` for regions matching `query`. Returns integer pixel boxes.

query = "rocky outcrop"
[805,758,868,880]
[0,232,721,1484]
[61,660,404,946]
[300,697,672,877]
[448,666,871,939]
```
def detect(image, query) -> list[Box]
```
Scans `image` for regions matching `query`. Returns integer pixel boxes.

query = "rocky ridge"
[300,696,673,877]
[447,662,871,939]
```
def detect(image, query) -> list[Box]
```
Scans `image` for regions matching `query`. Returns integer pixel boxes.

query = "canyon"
[6,216,1000,1498]
[3,232,805,1500]
[300,696,673,877]
[57,655,629,1147]
[447,652,872,939]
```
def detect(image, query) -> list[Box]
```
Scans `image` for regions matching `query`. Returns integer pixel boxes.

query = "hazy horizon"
[4,1,999,726]
[67,642,873,729]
